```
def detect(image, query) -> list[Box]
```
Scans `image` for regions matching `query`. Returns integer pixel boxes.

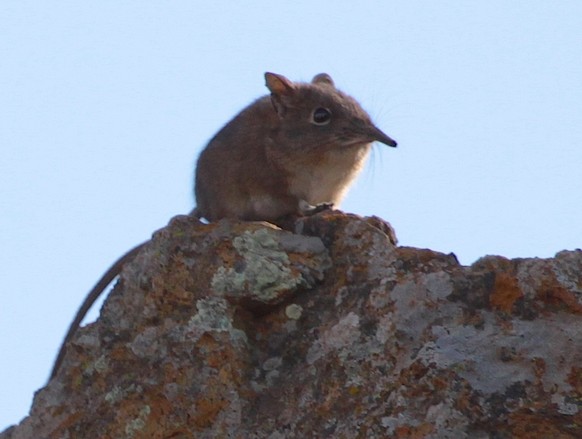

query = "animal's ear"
[265,72,295,95]
[312,73,335,87]
[265,72,295,117]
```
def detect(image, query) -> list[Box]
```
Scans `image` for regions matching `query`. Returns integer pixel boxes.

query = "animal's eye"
[311,107,332,125]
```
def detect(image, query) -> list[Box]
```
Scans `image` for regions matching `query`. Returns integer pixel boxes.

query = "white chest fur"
[289,145,371,206]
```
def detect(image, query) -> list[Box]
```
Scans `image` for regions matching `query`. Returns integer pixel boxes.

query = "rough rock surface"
[2,212,582,438]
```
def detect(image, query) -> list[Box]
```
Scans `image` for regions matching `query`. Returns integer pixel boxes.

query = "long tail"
[49,242,147,380]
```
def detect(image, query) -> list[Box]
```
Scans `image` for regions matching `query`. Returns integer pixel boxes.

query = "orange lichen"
[567,367,582,396]
[490,272,523,313]
[537,280,582,314]
[394,422,435,438]
[509,409,581,439]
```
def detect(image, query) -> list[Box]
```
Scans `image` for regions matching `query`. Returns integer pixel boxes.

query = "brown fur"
[195,72,396,221]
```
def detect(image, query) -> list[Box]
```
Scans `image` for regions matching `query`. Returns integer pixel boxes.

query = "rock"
[2,212,582,438]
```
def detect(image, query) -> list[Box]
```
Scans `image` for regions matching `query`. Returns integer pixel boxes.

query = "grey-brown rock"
[2,212,582,438]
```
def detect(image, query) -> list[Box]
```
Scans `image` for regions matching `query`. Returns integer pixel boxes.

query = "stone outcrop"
[2,212,582,438]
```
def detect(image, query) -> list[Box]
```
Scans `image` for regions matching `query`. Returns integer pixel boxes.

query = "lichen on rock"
[211,227,330,305]
[3,212,582,438]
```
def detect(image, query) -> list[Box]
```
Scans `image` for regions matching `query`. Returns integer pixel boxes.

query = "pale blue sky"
[1,2,581,430]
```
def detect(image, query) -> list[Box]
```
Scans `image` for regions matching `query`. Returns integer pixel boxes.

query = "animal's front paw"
[298,200,334,216]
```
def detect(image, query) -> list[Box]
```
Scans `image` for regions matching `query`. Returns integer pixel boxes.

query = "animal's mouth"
[340,125,397,149]
[340,139,375,149]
